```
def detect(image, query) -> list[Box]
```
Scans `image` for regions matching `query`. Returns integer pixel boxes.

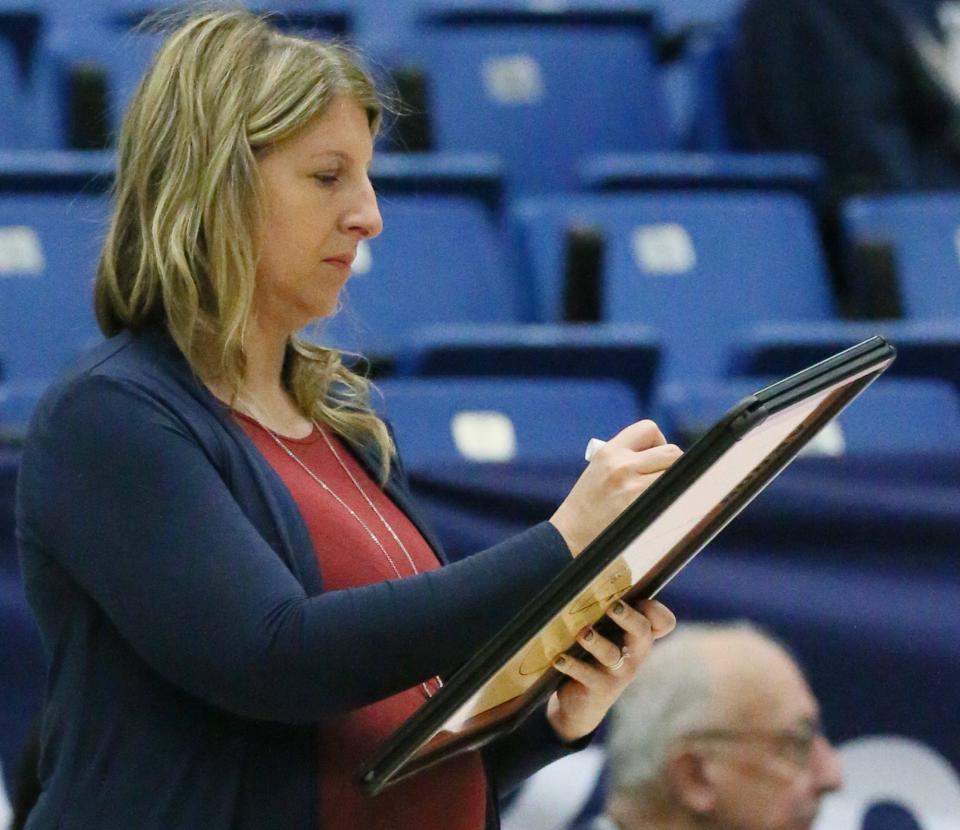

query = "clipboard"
[358,335,896,796]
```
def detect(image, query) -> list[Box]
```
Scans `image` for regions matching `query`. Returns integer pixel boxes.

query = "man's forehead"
[740,666,819,729]
[706,632,818,726]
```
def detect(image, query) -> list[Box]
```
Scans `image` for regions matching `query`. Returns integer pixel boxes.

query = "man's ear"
[666,746,717,815]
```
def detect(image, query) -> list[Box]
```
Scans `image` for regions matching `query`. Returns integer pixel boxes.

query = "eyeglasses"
[684,719,825,769]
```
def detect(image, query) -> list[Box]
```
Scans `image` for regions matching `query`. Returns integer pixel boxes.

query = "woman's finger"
[552,652,616,688]
[606,599,676,641]
[617,443,683,475]
[636,599,677,639]
[603,419,667,453]
[576,626,624,669]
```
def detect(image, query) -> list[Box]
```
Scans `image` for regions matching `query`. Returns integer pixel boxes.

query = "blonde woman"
[15,10,679,830]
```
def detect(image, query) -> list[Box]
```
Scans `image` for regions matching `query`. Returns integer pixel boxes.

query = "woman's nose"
[345,177,383,239]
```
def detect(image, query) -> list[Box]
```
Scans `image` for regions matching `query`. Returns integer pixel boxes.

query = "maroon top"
[235,412,487,830]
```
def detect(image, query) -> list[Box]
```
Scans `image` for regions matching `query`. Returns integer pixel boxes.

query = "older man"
[583,622,843,830]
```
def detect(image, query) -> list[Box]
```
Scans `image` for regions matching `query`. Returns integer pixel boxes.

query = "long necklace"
[239,400,443,698]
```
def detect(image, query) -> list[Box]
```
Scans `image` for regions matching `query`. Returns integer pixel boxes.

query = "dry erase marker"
[584,438,606,462]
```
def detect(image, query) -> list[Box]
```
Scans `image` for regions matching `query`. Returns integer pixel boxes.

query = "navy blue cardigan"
[16,327,575,829]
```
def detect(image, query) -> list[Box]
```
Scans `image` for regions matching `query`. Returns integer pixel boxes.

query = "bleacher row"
[3,154,960,446]
[0,1,739,155]
[1,0,960,443]
[2,2,960,828]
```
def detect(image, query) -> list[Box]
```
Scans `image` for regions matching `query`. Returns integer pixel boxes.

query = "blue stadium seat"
[407,22,670,193]
[510,192,835,382]
[419,0,655,25]
[682,27,735,150]
[351,0,434,51]
[652,0,741,147]
[578,151,825,201]
[29,10,349,150]
[370,151,504,212]
[1,6,44,146]
[318,194,527,358]
[0,189,109,422]
[657,376,960,455]
[42,0,352,29]
[396,323,661,406]
[0,1,44,10]
[31,22,161,148]
[731,320,960,392]
[375,376,641,466]
[0,148,113,191]
[0,28,24,149]
[842,193,960,320]
[654,0,745,33]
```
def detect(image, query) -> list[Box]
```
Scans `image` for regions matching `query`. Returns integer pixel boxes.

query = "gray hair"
[606,620,771,797]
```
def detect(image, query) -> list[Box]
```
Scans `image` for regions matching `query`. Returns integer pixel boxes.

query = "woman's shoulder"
[28,327,224,445]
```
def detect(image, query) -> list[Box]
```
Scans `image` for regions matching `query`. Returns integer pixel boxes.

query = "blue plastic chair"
[0,191,110,420]
[682,27,735,150]
[36,0,352,28]
[375,376,641,466]
[370,151,504,212]
[30,9,351,150]
[396,322,661,406]
[0,30,24,149]
[658,376,960,454]
[30,22,160,148]
[318,194,526,357]
[511,192,836,383]
[578,151,825,202]
[731,320,960,393]
[842,193,960,320]
[654,0,746,33]
[410,23,670,194]
[417,1,656,27]
[0,148,114,191]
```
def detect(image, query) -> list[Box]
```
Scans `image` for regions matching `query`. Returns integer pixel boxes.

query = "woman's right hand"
[549,420,682,556]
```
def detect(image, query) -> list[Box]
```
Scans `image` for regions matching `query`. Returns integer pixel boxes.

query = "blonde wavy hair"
[94,8,394,479]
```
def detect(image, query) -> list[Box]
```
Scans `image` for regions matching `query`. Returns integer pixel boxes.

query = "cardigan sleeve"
[17,374,572,723]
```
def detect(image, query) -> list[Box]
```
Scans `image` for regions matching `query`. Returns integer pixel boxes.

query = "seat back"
[659,377,960,455]
[375,377,640,466]
[0,30,23,149]
[578,151,825,201]
[416,24,670,194]
[319,195,525,357]
[654,0,741,146]
[512,192,835,382]
[31,22,161,148]
[654,0,746,33]
[843,193,960,320]
[0,192,109,406]
[684,30,735,150]
[397,322,661,406]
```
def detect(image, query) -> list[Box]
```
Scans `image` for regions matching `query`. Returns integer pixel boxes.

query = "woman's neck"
[208,318,314,438]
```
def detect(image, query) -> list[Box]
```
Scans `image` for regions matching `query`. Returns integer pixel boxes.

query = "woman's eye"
[314,173,340,186]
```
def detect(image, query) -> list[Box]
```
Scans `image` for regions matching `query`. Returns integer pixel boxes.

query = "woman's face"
[253,95,382,334]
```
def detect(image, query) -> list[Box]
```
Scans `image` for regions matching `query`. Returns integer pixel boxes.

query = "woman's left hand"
[545,599,676,743]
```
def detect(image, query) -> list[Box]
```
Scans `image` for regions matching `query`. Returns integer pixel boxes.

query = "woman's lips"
[323,255,354,270]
